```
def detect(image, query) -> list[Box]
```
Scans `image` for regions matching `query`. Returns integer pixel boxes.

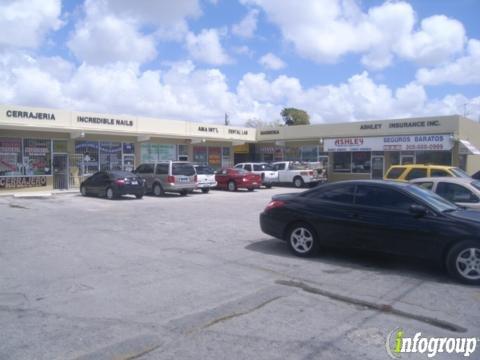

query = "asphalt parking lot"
[1,187,479,360]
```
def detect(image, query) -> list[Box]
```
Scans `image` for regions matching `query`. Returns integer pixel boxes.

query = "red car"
[215,168,261,191]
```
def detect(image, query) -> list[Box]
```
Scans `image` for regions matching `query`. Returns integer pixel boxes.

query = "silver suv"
[135,161,196,196]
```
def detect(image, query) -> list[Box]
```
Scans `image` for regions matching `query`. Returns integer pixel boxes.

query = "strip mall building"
[1,104,480,193]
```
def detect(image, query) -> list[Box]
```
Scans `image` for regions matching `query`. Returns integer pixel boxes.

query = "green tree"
[281,108,310,126]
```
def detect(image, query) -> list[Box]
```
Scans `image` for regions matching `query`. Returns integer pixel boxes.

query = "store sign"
[228,128,249,136]
[259,130,280,135]
[6,110,55,120]
[198,126,219,134]
[0,176,47,189]
[359,120,441,130]
[325,134,453,152]
[76,116,134,127]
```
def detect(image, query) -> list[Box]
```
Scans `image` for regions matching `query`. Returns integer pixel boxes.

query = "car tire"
[227,181,237,192]
[153,183,164,197]
[265,184,272,189]
[135,194,143,199]
[248,188,254,192]
[106,187,116,200]
[201,188,210,193]
[286,223,319,257]
[80,185,87,196]
[446,241,480,285]
[180,190,188,196]
[293,176,304,188]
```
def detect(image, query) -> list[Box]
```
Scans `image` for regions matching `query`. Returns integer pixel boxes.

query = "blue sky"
[0,0,479,125]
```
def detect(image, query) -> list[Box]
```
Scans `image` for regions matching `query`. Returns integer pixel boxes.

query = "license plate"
[179,177,188,183]
[131,181,138,185]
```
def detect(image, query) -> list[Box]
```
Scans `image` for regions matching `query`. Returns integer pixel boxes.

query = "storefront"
[255,116,480,182]
[0,105,255,193]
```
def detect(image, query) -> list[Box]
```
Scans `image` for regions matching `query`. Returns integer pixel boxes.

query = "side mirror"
[409,204,427,217]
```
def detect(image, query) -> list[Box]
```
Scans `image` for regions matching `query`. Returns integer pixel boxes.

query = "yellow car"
[384,164,470,181]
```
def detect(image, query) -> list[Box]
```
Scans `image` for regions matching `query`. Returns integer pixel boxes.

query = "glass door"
[371,156,384,179]
[123,154,135,172]
[53,154,68,189]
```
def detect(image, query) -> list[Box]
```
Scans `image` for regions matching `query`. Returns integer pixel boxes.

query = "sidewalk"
[0,189,79,198]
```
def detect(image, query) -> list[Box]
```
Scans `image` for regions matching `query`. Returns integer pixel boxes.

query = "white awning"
[459,139,480,155]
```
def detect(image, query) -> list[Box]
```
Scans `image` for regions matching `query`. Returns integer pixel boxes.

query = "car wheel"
[135,194,143,199]
[153,183,163,197]
[80,185,87,196]
[227,181,237,192]
[106,187,116,200]
[287,223,319,257]
[248,188,254,192]
[293,176,304,188]
[180,190,188,196]
[265,184,272,189]
[446,241,480,285]
[201,188,210,193]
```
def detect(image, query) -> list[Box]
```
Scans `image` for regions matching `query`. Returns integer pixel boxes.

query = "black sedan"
[80,171,145,199]
[260,180,480,285]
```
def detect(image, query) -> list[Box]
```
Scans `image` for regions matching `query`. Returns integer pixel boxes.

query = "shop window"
[193,146,207,164]
[24,139,51,175]
[100,142,122,171]
[333,152,352,173]
[123,143,135,154]
[352,152,371,173]
[75,141,99,174]
[285,146,300,161]
[53,140,68,153]
[416,151,451,166]
[222,147,231,168]
[208,147,221,168]
[0,138,23,176]
[141,144,176,162]
[300,145,318,162]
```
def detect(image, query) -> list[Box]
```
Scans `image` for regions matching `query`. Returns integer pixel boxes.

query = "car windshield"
[253,164,274,171]
[172,163,195,176]
[406,184,459,212]
[195,166,215,175]
[450,167,470,178]
[471,180,480,191]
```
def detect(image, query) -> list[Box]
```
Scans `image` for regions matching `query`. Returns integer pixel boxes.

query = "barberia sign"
[325,134,453,152]
[6,110,55,120]
[77,116,134,127]
[0,176,47,189]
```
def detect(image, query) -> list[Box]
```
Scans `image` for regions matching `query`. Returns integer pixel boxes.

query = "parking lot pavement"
[1,187,479,360]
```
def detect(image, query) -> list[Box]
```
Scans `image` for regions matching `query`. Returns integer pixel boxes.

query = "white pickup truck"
[272,161,326,188]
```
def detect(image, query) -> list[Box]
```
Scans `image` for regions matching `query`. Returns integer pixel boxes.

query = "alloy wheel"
[456,248,480,281]
[290,227,314,254]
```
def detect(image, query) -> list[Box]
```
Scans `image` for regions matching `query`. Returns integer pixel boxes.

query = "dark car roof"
[326,179,411,188]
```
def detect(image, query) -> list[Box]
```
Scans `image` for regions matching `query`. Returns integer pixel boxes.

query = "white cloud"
[244,0,466,69]
[416,39,480,85]
[232,9,259,38]
[67,1,156,65]
[0,0,62,48]
[258,53,286,70]
[185,29,231,65]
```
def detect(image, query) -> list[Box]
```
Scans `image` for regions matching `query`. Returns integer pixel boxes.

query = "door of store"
[53,154,68,189]
[401,155,415,165]
[371,156,384,179]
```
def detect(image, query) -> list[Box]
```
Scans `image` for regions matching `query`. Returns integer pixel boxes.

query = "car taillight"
[167,175,175,183]
[309,171,314,176]
[115,179,125,186]
[264,200,285,211]
[242,177,247,182]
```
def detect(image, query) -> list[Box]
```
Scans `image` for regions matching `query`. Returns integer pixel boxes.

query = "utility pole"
[224,113,230,126]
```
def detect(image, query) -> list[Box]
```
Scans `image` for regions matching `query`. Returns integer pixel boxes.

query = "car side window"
[431,169,450,177]
[155,164,168,175]
[311,184,355,204]
[415,182,434,190]
[87,172,101,183]
[385,167,405,179]
[436,182,479,203]
[355,185,417,211]
[274,163,285,170]
[234,164,243,169]
[244,164,252,171]
[405,168,427,180]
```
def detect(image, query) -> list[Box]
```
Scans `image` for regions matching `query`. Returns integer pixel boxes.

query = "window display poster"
[0,138,22,176]
[208,147,221,167]
[123,142,135,154]
[24,139,51,175]
[75,141,99,174]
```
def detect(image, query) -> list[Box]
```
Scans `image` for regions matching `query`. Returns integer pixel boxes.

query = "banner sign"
[324,134,453,152]
[0,176,47,189]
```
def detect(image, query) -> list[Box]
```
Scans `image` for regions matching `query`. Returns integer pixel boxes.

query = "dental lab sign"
[324,134,453,152]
